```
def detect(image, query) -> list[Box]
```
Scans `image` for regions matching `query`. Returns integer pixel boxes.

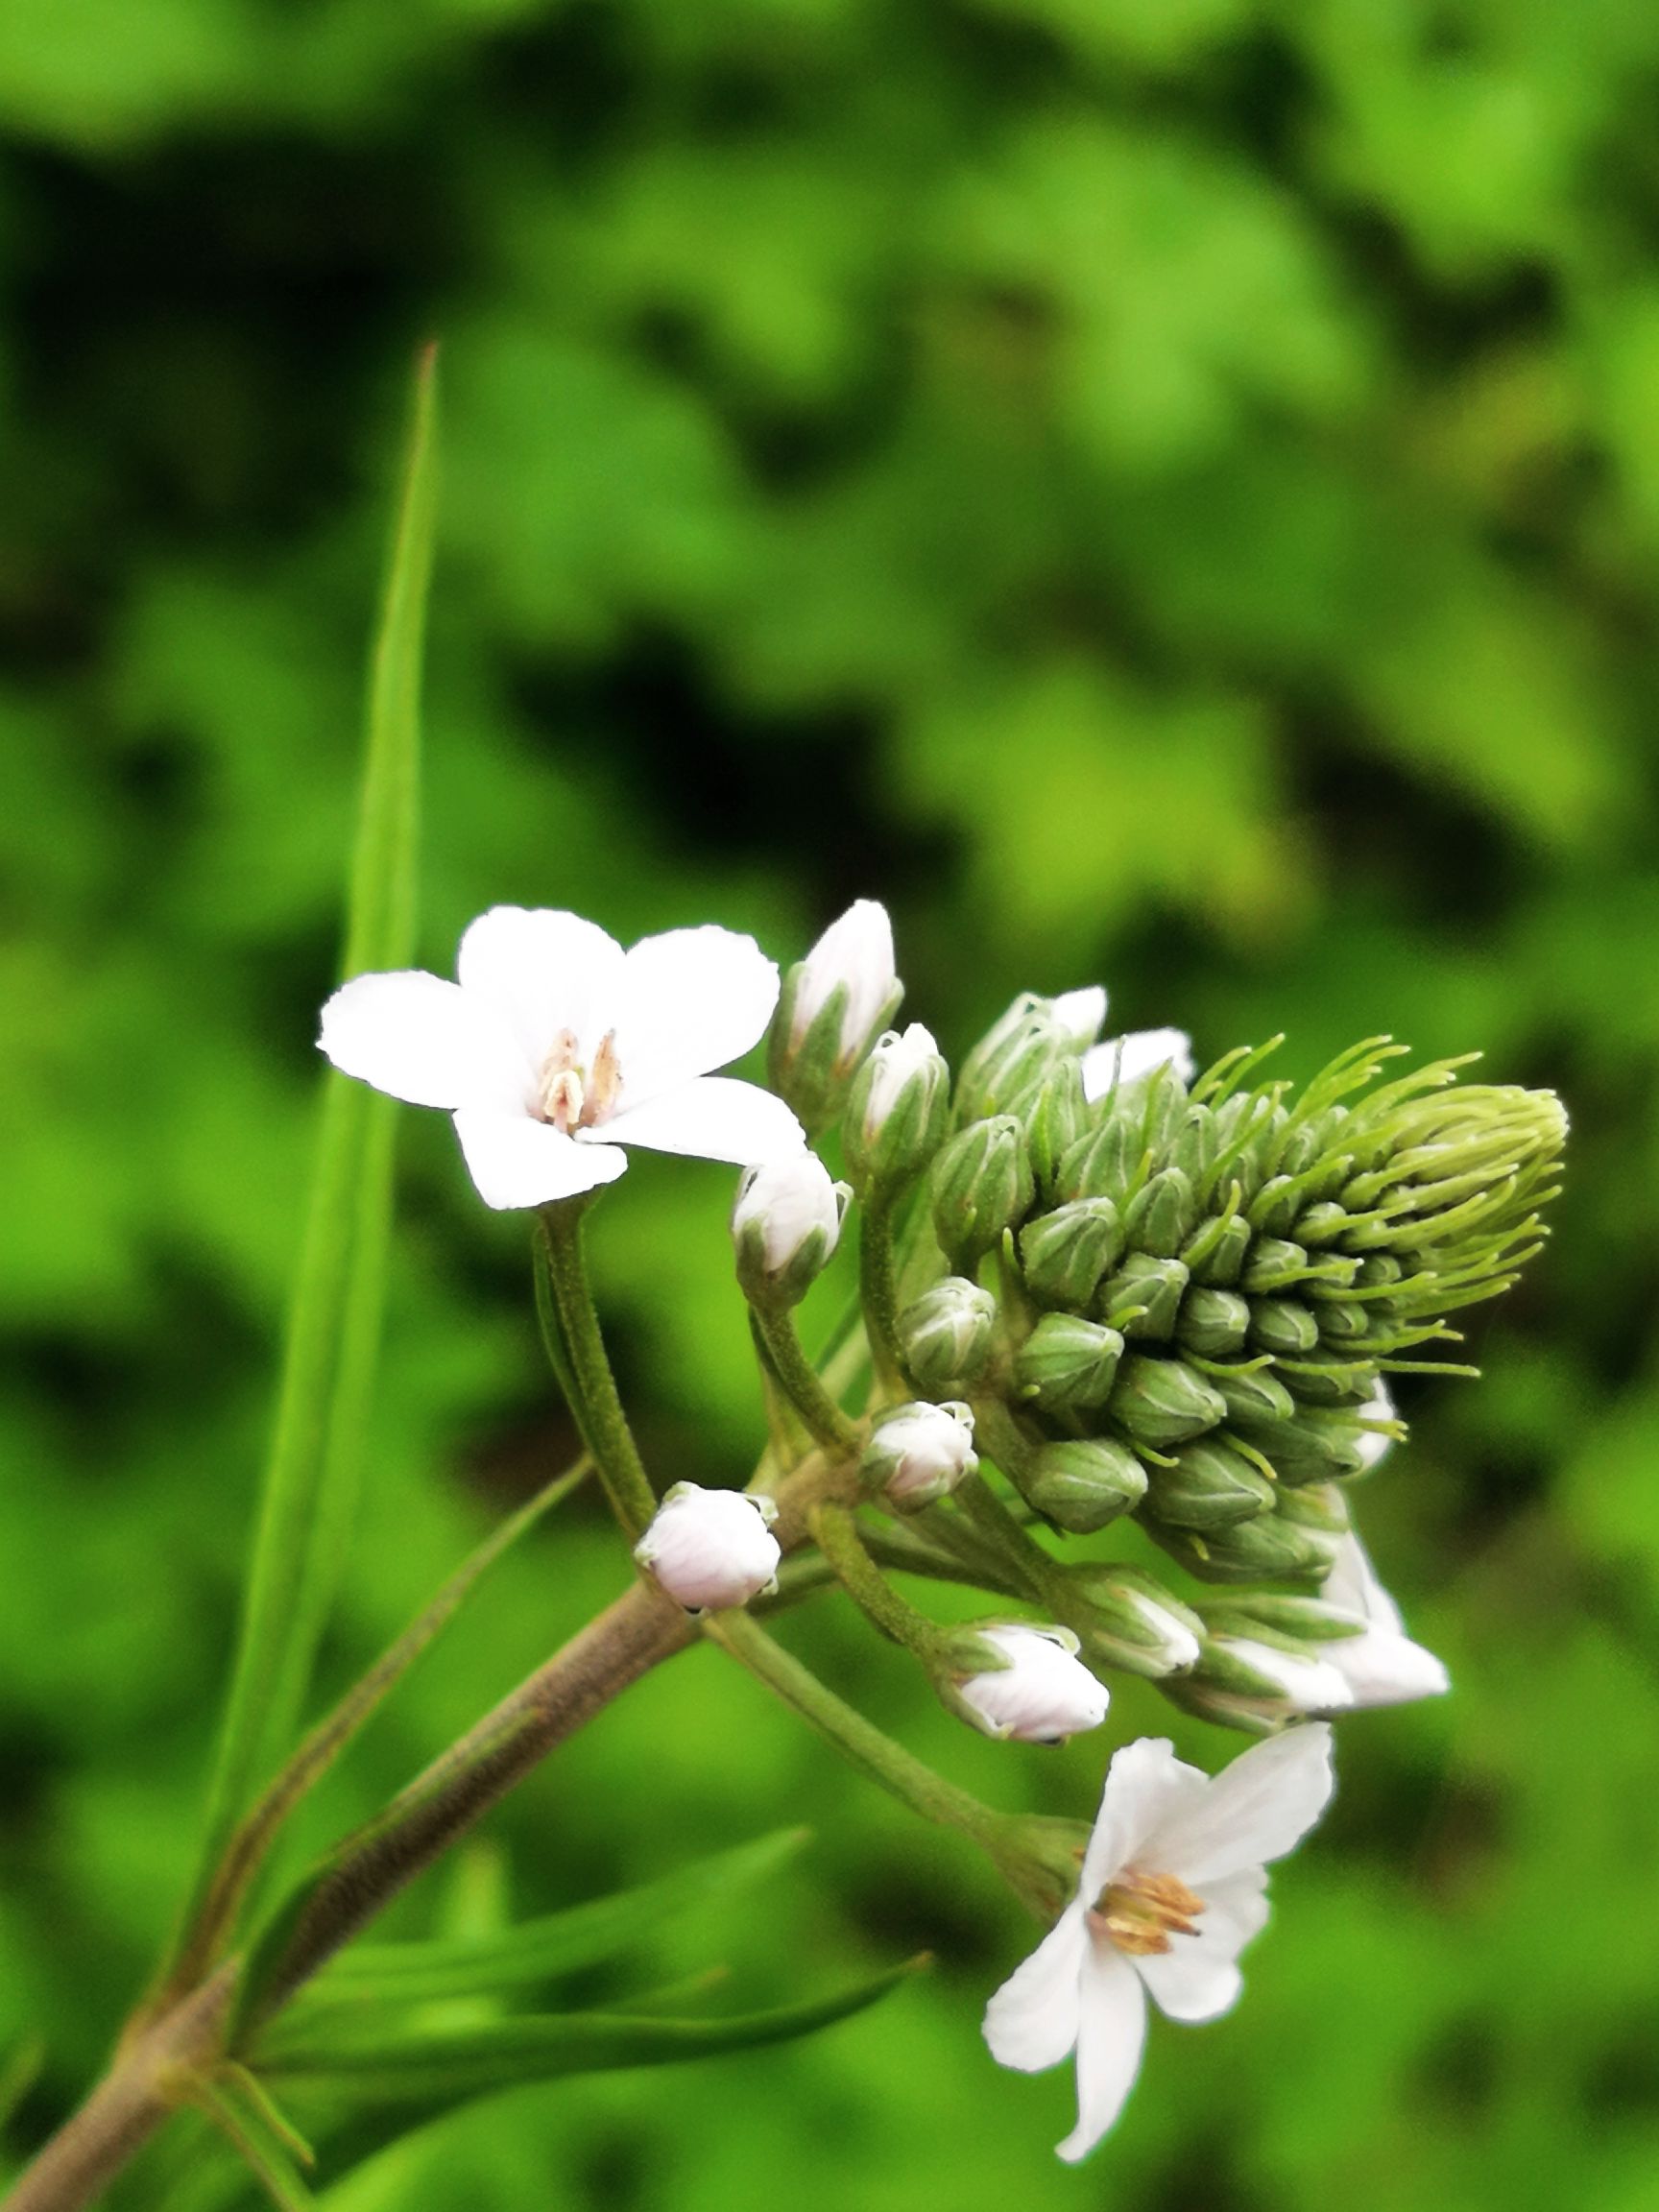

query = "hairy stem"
[535,1203,659,1538]
[750,1306,863,1457]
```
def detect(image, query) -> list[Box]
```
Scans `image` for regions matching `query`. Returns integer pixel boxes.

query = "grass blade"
[169,346,440,1983]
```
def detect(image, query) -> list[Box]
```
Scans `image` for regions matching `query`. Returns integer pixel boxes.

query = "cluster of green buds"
[896,998,1561,1721]
[749,920,1564,1740]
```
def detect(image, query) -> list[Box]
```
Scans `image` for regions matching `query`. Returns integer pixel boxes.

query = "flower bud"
[1169,1632,1355,1733]
[1080,1026,1195,1102]
[1176,1286,1252,1358]
[1062,1565,1203,1678]
[1206,1363,1296,1426]
[1185,1211,1252,1286]
[956,1623,1110,1743]
[1107,1351,1227,1449]
[897,1276,997,1395]
[1246,1404,1372,1486]
[1021,1436,1146,1532]
[1355,1379,1400,1470]
[1018,1198,1123,1309]
[1097,1255,1189,1341]
[769,901,902,1134]
[843,1022,950,1194]
[1240,1237,1313,1295]
[1250,1298,1320,1357]
[1023,1060,1088,1191]
[862,1399,977,1509]
[1012,1313,1125,1415]
[1142,1438,1276,1532]
[634,1484,781,1612]
[732,1153,849,1310]
[930,1117,1034,1272]
[954,996,1071,1126]
[1121,1167,1197,1260]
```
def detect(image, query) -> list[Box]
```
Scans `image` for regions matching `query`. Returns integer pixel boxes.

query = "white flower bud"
[958,1624,1111,1743]
[732,1152,848,1308]
[791,901,899,1066]
[863,1400,977,1508]
[856,1022,943,1141]
[1211,1635,1355,1719]
[1049,985,1108,1050]
[634,1483,781,1612]
[1121,1588,1203,1673]
[1355,1379,1397,1471]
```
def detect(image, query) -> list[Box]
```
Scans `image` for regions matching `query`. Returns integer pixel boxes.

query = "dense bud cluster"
[949,1035,1563,1605]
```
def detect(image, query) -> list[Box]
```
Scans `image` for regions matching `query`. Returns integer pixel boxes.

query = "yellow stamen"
[535,1027,624,1133]
[1089,1868,1205,1958]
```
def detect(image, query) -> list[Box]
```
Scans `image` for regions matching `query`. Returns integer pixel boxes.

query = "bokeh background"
[2,4,1656,2207]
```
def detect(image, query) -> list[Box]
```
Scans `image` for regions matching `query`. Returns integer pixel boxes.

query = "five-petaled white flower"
[319,906,806,1210]
[984,1723,1334,2161]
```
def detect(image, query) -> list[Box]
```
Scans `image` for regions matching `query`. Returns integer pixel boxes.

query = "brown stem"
[1,1969,236,2212]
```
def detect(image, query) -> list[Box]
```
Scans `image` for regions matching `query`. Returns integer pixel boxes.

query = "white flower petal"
[1081,1737,1210,1899]
[319,972,530,1111]
[1152,1723,1335,1887]
[1049,985,1108,1048]
[1080,1028,1195,1103]
[1134,1866,1267,2024]
[456,907,627,1071]
[982,1905,1089,2074]
[452,1110,627,1211]
[1056,1945,1147,2163]
[611,926,781,1103]
[1326,1623,1450,1707]
[601,1076,805,1166]
[1324,1529,1402,1632]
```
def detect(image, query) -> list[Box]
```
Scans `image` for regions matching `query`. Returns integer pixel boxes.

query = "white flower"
[319,906,806,1210]
[1319,1531,1450,1706]
[733,1152,847,1276]
[634,1483,781,1612]
[984,1724,1334,2161]
[1049,986,1108,1049]
[856,1022,942,1140]
[1080,1027,1196,1102]
[791,900,898,1066]
[864,1399,977,1507]
[959,1625,1110,1743]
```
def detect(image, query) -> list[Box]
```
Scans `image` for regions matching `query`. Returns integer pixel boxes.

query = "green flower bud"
[1024,1060,1089,1192]
[1097,1255,1189,1341]
[1142,1503,1343,1589]
[1060,1564,1203,1678]
[1176,1286,1252,1358]
[898,1276,998,1395]
[1142,1438,1276,1531]
[1121,1167,1197,1259]
[1185,1211,1252,1286]
[1240,1238,1311,1295]
[1165,1627,1352,1733]
[1241,1405,1370,1485]
[769,901,903,1135]
[1012,1314,1125,1415]
[930,1117,1034,1272]
[1313,1297,1373,1345]
[1107,1352,1228,1449]
[1018,1197,1123,1310]
[1021,1437,1147,1533]
[843,1023,950,1195]
[1279,1358,1378,1407]
[1205,1363,1297,1426]
[1250,1299,1320,1357]
[1296,1200,1350,1248]
[1052,1113,1138,1207]
[953,995,1070,1127]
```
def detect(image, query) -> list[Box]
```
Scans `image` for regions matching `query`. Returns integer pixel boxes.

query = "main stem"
[2,1449,854,2212]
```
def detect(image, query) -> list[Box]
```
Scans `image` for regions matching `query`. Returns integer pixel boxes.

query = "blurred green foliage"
[0,3,1654,2207]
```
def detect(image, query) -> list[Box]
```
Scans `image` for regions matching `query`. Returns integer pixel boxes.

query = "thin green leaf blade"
[174,347,439,1977]
[292,1828,810,2015]
[264,1957,927,2107]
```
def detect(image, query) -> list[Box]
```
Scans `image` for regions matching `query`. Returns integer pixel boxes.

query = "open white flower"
[1081,1026,1196,1101]
[1320,1531,1450,1706]
[319,906,806,1209]
[984,1724,1334,2161]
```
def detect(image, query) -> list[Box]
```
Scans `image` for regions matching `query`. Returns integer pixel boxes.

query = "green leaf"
[289,1828,809,2016]
[261,1958,926,2108]
[168,346,439,1986]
